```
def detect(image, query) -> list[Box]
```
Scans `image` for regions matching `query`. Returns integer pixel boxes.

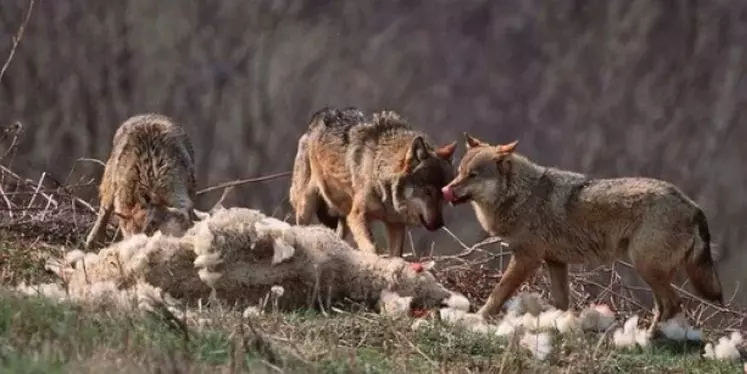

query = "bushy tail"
[685,209,724,304]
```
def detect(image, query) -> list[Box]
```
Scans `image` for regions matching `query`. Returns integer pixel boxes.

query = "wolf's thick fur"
[442,133,724,333]
[84,113,199,250]
[290,107,457,256]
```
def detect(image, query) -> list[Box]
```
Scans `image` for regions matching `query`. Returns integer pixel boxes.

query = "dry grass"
[0,164,744,373]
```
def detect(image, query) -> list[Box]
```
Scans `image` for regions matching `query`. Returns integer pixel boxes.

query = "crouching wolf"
[290,107,457,257]
[441,133,724,333]
[84,113,200,250]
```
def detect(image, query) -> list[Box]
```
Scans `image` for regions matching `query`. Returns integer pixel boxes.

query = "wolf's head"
[116,195,200,238]
[441,133,520,206]
[396,136,457,231]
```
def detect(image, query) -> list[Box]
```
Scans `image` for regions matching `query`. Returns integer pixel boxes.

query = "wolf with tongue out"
[441,133,723,335]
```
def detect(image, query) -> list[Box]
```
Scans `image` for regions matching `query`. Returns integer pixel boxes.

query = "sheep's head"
[387,260,470,313]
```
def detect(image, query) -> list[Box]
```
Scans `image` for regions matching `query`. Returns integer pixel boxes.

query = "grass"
[0,289,742,373]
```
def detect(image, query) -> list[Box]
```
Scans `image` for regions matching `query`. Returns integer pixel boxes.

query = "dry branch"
[0,0,35,82]
[196,171,292,196]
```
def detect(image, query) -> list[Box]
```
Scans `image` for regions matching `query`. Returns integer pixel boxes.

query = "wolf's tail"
[685,208,724,304]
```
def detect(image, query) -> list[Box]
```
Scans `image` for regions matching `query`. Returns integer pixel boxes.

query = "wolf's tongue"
[441,186,455,202]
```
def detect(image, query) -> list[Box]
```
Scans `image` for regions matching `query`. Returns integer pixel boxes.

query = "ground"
[0,177,743,373]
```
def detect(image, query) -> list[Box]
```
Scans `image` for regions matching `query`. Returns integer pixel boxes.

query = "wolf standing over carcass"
[84,113,200,250]
[441,133,724,334]
[290,107,458,257]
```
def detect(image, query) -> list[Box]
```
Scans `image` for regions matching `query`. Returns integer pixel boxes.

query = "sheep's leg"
[476,253,541,318]
[385,222,406,258]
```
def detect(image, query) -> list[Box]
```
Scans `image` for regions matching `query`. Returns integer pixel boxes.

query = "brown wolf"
[290,107,457,257]
[441,133,723,333]
[84,113,200,250]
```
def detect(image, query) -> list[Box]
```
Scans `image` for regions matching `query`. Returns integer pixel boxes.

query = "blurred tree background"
[2,0,747,307]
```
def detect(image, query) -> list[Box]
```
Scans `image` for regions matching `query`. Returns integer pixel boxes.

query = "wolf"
[84,113,200,250]
[441,133,724,333]
[290,107,457,257]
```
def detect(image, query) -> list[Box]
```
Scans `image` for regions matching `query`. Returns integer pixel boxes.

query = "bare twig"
[0,122,22,162]
[209,186,234,212]
[0,0,35,82]
[76,157,106,167]
[22,171,45,218]
[0,184,15,218]
[196,171,291,195]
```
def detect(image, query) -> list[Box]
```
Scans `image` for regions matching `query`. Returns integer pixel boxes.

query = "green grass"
[0,291,741,374]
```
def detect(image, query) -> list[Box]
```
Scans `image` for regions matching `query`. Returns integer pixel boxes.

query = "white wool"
[505,292,549,316]
[439,307,468,324]
[193,251,223,268]
[194,209,211,220]
[242,306,262,318]
[703,331,743,361]
[579,303,616,332]
[612,315,651,349]
[255,216,292,231]
[15,282,68,300]
[64,249,86,266]
[520,331,553,361]
[115,234,151,264]
[443,293,471,312]
[495,312,523,338]
[15,278,178,318]
[411,319,431,331]
[270,238,295,265]
[197,268,222,289]
[270,285,285,297]
[657,313,702,341]
[553,310,581,334]
[378,290,413,319]
[438,307,492,335]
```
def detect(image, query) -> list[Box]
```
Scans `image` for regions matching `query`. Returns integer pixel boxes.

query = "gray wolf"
[290,107,457,257]
[84,113,199,250]
[441,133,723,333]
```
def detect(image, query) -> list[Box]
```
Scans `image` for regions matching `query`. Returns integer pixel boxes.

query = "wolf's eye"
[468,171,478,178]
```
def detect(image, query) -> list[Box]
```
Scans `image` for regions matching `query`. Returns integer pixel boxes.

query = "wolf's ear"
[464,133,487,149]
[403,136,430,172]
[434,141,457,162]
[495,140,519,154]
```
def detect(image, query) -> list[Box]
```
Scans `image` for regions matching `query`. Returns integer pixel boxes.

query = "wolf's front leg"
[385,222,406,257]
[476,253,542,318]
[85,204,113,250]
[346,194,377,253]
[545,259,570,310]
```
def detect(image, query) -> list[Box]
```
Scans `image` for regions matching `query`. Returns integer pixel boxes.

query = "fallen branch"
[196,171,292,196]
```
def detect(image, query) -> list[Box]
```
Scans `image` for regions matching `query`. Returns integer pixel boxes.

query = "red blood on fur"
[410,262,424,273]
[410,308,429,318]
